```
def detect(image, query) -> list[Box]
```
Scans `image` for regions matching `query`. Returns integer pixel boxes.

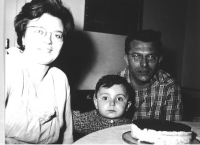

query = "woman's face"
[22,13,64,65]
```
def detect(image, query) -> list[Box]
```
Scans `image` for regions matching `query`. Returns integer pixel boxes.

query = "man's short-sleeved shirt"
[116,68,182,121]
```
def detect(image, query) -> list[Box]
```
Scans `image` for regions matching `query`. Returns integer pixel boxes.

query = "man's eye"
[117,97,124,101]
[131,54,141,58]
[130,54,142,61]
[147,55,156,60]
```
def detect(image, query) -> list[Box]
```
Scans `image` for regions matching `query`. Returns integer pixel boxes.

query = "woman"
[5,0,74,144]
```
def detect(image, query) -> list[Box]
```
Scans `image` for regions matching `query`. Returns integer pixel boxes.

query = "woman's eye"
[37,30,44,34]
[55,34,63,39]
[56,35,61,38]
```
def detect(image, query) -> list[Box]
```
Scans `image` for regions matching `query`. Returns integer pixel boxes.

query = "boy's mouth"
[107,110,116,113]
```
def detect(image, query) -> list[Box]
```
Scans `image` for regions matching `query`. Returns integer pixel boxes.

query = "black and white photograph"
[1,0,200,144]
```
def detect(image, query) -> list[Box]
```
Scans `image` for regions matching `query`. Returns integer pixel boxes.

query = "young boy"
[73,75,134,141]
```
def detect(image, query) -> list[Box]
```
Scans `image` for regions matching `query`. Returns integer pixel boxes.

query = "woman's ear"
[22,36,25,47]
[126,101,132,111]
[124,54,129,65]
[93,96,98,109]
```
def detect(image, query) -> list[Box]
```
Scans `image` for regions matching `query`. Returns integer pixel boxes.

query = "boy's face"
[94,84,131,119]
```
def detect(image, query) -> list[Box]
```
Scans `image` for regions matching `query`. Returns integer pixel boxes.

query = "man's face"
[125,40,162,85]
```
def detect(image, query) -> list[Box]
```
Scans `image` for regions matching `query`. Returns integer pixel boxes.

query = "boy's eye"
[117,97,124,101]
[102,96,108,100]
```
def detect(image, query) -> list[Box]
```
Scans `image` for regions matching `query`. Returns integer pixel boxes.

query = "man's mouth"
[138,70,149,74]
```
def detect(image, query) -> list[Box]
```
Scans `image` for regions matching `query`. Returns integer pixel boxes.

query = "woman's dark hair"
[125,29,162,56]
[95,75,134,101]
[14,0,74,50]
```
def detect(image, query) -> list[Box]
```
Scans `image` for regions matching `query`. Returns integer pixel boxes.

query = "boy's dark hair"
[125,29,162,55]
[14,0,74,50]
[95,75,134,100]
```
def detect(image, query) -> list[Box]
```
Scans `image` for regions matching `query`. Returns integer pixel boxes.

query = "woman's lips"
[38,47,53,53]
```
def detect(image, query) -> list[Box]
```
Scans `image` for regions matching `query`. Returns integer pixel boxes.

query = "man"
[116,29,182,121]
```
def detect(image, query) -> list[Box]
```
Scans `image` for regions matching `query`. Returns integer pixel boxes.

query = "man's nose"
[140,57,148,68]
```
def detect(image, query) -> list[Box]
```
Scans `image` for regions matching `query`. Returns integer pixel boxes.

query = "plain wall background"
[5,0,200,92]
[0,0,5,143]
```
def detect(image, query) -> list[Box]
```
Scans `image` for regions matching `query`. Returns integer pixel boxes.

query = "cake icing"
[131,119,192,145]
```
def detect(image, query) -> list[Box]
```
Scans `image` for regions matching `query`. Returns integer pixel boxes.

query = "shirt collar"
[96,110,122,124]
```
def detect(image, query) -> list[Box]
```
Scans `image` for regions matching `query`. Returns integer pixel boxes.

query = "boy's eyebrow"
[99,93,127,98]
[98,93,109,96]
[116,94,126,97]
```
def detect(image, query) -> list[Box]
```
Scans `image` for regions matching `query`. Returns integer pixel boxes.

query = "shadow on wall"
[159,47,178,79]
[182,88,200,122]
[53,30,96,89]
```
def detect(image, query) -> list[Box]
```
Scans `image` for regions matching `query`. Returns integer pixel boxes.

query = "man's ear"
[158,55,163,64]
[124,54,129,65]
[93,96,98,109]
[126,101,132,111]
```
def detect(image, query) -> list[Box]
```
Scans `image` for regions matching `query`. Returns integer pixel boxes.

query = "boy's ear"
[93,96,98,109]
[126,101,132,111]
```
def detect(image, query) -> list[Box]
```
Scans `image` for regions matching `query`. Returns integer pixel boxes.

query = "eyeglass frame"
[127,53,160,63]
[25,26,64,42]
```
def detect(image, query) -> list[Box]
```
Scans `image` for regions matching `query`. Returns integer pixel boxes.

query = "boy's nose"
[109,101,115,106]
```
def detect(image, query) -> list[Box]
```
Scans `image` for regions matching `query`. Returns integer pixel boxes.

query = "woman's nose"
[43,32,53,44]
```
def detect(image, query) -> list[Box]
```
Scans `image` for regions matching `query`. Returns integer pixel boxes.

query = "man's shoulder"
[116,68,126,75]
[116,67,129,78]
[156,70,180,86]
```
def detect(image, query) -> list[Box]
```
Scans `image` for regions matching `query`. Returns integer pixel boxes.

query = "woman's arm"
[62,77,73,144]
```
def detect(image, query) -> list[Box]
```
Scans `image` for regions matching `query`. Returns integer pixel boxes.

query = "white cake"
[131,119,192,145]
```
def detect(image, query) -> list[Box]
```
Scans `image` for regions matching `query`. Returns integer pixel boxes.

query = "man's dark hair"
[14,0,74,50]
[95,75,134,101]
[125,29,162,55]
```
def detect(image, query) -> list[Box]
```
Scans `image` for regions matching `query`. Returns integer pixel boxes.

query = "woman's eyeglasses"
[26,26,63,42]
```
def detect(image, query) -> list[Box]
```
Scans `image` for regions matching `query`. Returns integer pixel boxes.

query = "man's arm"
[165,83,183,121]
